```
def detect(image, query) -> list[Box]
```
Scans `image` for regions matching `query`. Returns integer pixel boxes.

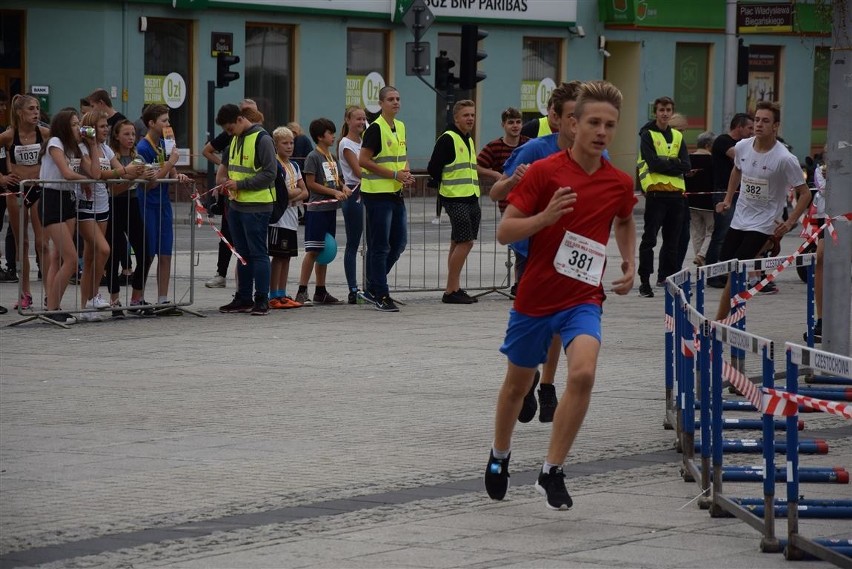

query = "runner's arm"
[611,214,637,295]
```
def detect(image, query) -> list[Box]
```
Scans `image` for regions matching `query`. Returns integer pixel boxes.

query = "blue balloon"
[316,233,338,265]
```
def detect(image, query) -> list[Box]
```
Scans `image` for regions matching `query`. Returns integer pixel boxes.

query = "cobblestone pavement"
[1,217,849,568]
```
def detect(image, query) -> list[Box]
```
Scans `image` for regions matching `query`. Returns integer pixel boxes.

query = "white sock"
[543,461,560,474]
[158,296,168,304]
[491,445,510,459]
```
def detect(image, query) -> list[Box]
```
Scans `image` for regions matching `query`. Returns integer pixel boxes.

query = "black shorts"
[40,187,76,227]
[443,199,481,242]
[268,226,298,258]
[720,227,771,263]
[23,184,43,209]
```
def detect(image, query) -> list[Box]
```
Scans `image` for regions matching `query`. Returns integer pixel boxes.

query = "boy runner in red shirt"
[485,80,637,510]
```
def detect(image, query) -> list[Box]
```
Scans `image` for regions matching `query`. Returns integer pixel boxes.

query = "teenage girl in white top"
[338,105,367,302]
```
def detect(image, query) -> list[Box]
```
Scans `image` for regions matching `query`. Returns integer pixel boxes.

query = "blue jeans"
[227,208,271,301]
[363,197,407,297]
[341,195,364,291]
[705,194,737,267]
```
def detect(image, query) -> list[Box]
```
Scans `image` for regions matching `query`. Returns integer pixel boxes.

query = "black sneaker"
[110,300,125,319]
[442,289,476,304]
[518,370,540,423]
[374,295,399,312]
[535,466,573,510]
[638,282,654,298]
[804,321,823,343]
[458,288,478,303]
[538,383,558,423]
[347,291,358,305]
[219,295,253,313]
[128,300,157,317]
[484,451,510,501]
[313,291,343,305]
[759,282,779,295]
[0,304,7,315]
[251,297,269,316]
[0,267,18,283]
[358,290,377,306]
[46,312,76,325]
[509,284,517,299]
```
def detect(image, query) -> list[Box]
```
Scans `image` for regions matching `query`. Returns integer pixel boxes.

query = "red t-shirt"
[507,150,636,316]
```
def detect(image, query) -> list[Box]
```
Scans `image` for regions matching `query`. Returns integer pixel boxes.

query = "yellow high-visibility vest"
[227,129,275,203]
[637,129,686,192]
[438,130,479,199]
[536,116,552,137]
[361,115,406,194]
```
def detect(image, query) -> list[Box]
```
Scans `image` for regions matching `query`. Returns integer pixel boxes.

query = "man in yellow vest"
[636,96,691,298]
[214,103,278,315]
[520,93,559,139]
[428,99,481,304]
[358,86,415,312]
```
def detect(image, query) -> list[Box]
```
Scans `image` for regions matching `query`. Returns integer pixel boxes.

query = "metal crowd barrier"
[384,177,513,298]
[7,178,203,329]
[663,253,851,566]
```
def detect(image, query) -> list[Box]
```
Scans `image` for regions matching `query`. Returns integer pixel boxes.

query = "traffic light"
[435,51,457,91]
[736,39,749,86]
[459,24,487,90]
[217,53,240,88]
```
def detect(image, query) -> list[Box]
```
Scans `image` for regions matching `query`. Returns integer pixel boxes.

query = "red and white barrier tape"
[190,190,247,266]
[664,314,674,333]
[304,197,341,208]
[762,388,852,420]
[681,337,695,359]
[721,359,762,410]
[718,305,747,327]
[730,213,852,307]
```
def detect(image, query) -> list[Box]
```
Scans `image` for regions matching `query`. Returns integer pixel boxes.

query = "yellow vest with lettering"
[227,130,275,204]
[537,116,552,137]
[637,129,686,193]
[361,115,406,194]
[438,131,479,199]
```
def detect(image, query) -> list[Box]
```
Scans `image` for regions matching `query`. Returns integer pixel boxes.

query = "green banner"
[599,0,725,29]
[673,44,708,126]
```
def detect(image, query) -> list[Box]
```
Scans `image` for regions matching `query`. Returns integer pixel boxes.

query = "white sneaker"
[89,294,111,309]
[205,274,226,288]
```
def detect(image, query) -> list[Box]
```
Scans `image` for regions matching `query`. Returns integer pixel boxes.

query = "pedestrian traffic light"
[459,24,487,90]
[435,51,457,91]
[217,53,240,88]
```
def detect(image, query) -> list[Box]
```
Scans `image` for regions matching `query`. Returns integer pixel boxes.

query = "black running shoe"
[0,304,7,315]
[535,465,572,510]
[347,290,358,305]
[442,289,475,304]
[518,370,541,423]
[538,383,558,423]
[374,295,399,312]
[128,300,157,317]
[251,297,269,316]
[638,282,654,298]
[458,288,478,303]
[219,295,253,314]
[484,451,510,501]
[804,321,823,343]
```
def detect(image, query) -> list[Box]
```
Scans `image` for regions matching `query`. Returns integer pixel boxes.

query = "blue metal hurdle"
[784,343,852,566]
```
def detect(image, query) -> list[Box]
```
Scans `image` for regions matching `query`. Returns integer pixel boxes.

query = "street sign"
[402,0,434,39]
[406,42,431,76]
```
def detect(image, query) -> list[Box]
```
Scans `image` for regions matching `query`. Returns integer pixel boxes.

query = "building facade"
[0,0,830,177]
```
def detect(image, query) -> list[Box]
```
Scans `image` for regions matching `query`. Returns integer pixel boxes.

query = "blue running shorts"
[500,303,602,368]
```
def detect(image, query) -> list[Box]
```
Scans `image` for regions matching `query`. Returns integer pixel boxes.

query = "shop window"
[0,9,25,122]
[246,24,293,130]
[346,29,389,121]
[144,18,192,148]
[673,43,710,144]
[746,45,782,116]
[521,37,562,124]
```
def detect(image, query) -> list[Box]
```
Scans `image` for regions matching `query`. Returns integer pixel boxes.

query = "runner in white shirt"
[714,101,810,321]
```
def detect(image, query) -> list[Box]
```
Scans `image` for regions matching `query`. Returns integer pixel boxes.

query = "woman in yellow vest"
[427,99,481,305]
[358,86,415,312]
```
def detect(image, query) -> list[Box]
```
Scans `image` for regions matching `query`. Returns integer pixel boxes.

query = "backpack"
[270,160,293,225]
